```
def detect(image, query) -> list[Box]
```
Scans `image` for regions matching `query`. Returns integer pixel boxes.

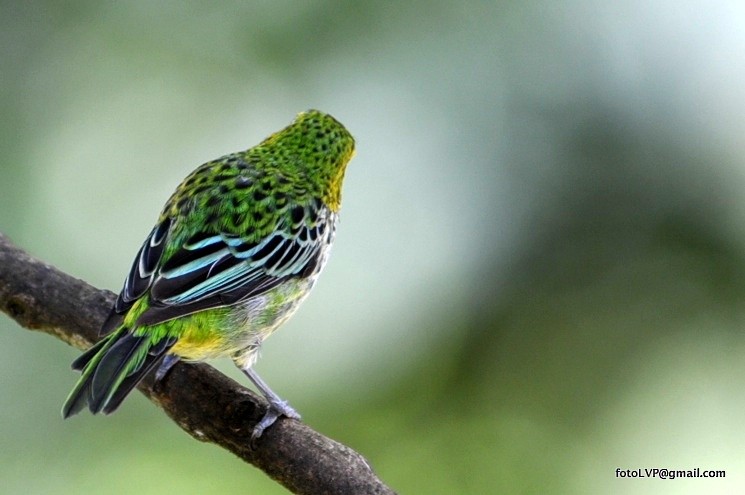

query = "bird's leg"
[240,366,300,439]
[155,354,180,382]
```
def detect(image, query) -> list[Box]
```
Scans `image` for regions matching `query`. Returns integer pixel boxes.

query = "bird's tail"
[62,327,176,418]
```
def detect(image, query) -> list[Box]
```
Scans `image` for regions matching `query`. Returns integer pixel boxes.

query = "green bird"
[62,110,356,438]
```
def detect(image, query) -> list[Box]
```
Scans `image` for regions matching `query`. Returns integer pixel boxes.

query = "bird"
[62,109,356,439]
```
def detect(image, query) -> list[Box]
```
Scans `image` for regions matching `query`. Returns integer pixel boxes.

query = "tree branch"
[0,232,395,495]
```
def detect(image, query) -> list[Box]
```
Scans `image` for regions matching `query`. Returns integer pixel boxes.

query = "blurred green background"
[2,1,745,494]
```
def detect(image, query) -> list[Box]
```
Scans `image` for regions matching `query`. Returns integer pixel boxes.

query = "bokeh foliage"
[2,1,745,493]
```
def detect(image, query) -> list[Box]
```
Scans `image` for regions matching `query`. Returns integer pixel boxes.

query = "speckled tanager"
[62,110,356,438]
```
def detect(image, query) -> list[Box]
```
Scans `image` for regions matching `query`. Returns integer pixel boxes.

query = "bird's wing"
[99,218,172,335]
[102,203,332,331]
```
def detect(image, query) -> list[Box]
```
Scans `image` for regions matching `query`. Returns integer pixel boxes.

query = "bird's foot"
[251,399,301,441]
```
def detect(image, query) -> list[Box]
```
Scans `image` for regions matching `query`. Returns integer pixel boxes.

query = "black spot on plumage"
[176,197,190,211]
[236,160,250,170]
[213,173,232,182]
[306,207,318,223]
[230,213,243,228]
[206,195,221,208]
[218,184,230,195]
[253,190,267,202]
[205,212,219,225]
[235,176,251,189]
[192,185,210,196]
[231,195,243,209]
[252,210,263,223]
[291,206,304,224]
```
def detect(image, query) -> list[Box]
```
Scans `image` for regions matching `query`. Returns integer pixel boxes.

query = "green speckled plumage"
[62,110,355,434]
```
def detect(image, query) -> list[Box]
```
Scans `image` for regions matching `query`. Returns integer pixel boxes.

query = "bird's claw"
[251,399,301,441]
